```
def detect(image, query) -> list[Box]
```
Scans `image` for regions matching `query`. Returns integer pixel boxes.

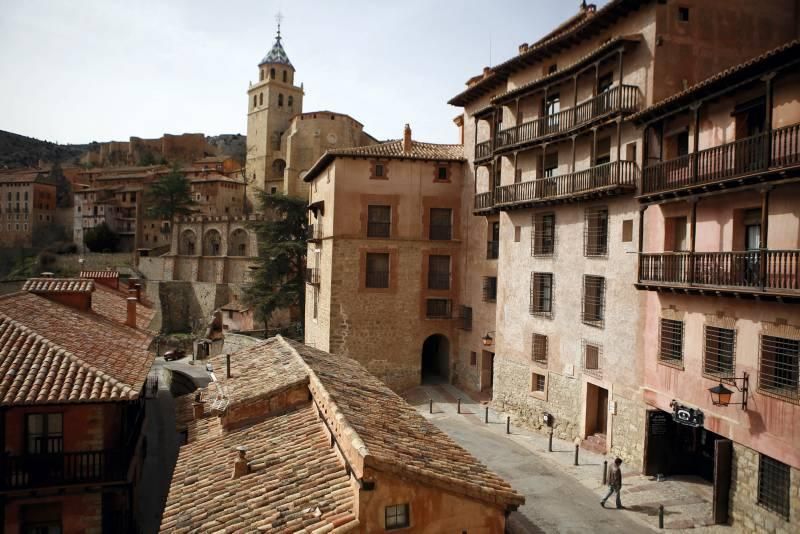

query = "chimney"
[41,272,54,278]
[518,43,529,54]
[232,446,249,479]
[134,283,142,302]
[192,392,204,419]
[126,297,137,328]
[403,124,412,153]
[482,66,492,79]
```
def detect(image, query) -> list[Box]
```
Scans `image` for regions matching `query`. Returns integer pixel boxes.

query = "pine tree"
[146,166,196,221]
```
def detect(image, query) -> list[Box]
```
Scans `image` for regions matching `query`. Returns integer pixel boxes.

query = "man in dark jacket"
[601,457,624,508]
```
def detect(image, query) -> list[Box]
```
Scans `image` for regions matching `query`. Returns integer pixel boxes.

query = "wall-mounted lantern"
[481,331,496,347]
[708,372,749,410]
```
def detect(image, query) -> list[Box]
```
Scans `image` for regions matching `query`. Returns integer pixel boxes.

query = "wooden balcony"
[637,250,800,300]
[494,85,640,153]
[475,140,493,164]
[473,191,496,215]
[306,267,321,285]
[1,449,129,491]
[494,160,638,210]
[640,122,800,201]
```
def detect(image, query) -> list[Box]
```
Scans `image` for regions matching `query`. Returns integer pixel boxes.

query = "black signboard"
[649,411,670,436]
[671,402,704,428]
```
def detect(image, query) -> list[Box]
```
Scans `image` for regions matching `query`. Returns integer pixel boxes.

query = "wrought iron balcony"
[306,267,321,285]
[494,160,638,209]
[495,85,640,152]
[1,449,128,491]
[637,250,800,298]
[641,122,800,198]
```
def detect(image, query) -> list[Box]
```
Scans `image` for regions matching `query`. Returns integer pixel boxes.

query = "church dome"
[259,33,293,68]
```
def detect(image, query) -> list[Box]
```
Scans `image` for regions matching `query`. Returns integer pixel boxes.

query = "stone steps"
[582,432,607,454]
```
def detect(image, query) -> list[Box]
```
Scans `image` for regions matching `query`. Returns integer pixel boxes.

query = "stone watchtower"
[245,23,304,199]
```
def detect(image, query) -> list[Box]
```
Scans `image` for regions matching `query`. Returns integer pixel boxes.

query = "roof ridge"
[0,313,136,402]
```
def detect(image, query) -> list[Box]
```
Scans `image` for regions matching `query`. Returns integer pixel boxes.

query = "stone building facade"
[0,169,57,248]
[80,133,216,168]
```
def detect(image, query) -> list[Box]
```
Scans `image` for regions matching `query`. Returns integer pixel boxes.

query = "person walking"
[601,457,624,509]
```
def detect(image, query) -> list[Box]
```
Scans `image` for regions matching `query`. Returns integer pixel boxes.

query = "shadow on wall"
[157,281,233,334]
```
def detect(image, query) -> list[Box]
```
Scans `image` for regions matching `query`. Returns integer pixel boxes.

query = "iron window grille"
[532,372,546,393]
[531,213,555,256]
[758,335,799,403]
[530,273,553,317]
[426,298,452,319]
[703,326,736,380]
[584,207,609,256]
[757,454,790,519]
[583,342,602,378]
[385,504,410,530]
[427,255,451,290]
[582,275,605,327]
[367,205,391,238]
[659,318,684,366]
[457,305,472,331]
[429,208,453,240]
[365,253,390,288]
[532,333,548,365]
[482,276,498,302]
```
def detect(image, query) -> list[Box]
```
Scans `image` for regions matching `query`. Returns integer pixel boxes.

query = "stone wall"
[609,395,646,471]
[730,442,799,533]
[53,252,135,276]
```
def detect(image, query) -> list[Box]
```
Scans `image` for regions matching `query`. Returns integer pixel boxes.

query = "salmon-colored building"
[0,169,57,248]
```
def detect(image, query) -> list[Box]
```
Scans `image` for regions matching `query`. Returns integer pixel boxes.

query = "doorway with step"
[584,383,609,453]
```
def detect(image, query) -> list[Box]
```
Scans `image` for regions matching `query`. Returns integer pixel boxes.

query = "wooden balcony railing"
[306,267,321,285]
[307,224,322,242]
[1,449,128,490]
[495,85,640,151]
[475,140,493,161]
[495,160,638,207]
[642,122,800,195]
[638,250,800,293]
[473,191,495,212]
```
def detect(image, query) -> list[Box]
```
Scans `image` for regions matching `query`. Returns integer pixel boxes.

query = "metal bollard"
[485,406,489,424]
[658,505,664,529]
[548,431,553,452]
[457,398,461,414]
[506,416,510,434]
[602,460,608,485]
[429,398,433,414]
[574,444,579,466]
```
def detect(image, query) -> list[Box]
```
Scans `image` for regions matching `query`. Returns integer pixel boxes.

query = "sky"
[0,1,603,146]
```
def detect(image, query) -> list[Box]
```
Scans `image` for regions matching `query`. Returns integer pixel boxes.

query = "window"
[598,72,614,94]
[532,213,555,256]
[26,413,63,454]
[385,503,410,530]
[426,298,451,319]
[482,276,497,302]
[367,205,391,238]
[436,166,449,181]
[757,454,790,518]
[21,503,62,534]
[514,168,522,183]
[583,343,601,376]
[260,69,264,81]
[759,335,799,402]
[312,286,319,319]
[678,6,690,22]
[270,68,275,79]
[458,305,473,331]
[282,70,287,82]
[365,253,390,288]
[253,95,257,107]
[487,221,499,259]
[429,208,452,240]
[470,351,477,366]
[278,94,284,107]
[703,326,736,379]
[259,92,263,106]
[374,163,384,177]
[428,255,451,290]
[582,275,605,327]
[621,219,633,242]
[584,207,609,256]
[532,333,548,364]
[514,226,521,242]
[288,95,293,107]
[543,151,559,177]
[595,137,611,165]
[530,273,553,317]
[532,372,546,393]
[659,318,684,366]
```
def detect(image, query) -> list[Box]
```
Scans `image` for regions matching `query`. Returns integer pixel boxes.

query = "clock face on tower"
[327,133,337,145]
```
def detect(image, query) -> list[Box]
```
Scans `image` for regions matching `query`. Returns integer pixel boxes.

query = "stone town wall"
[730,442,800,533]
[146,280,235,334]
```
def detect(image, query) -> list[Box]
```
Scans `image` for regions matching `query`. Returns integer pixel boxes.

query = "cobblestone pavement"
[404,384,732,533]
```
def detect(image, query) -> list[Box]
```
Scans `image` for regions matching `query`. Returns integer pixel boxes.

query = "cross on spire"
[275,12,283,41]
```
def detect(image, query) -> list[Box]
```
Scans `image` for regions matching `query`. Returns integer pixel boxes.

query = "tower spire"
[275,12,283,41]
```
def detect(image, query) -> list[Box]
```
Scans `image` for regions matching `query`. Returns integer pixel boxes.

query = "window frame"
[427,255,451,290]
[581,275,606,328]
[757,454,790,519]
[482,276,498,302]
[658,318,684,368]
[429,208,453,241]
[530,272,554,317]
[532,212,555,256]
[25,413,64,454]
[366,205,392,238]
[364,252,390,289]
[703,325,736,381]
[385,503,410,530]
[584,207,609,257]
[758,334,799,403]
[532,333,548,365]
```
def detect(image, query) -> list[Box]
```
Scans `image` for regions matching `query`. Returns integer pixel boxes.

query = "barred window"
[659,318,684,365]
[367,205,391,238]
[458,305,472,331]
[582,275,605,327]
[532,372,546,393]
[583,343,601,377]
[532,212,555,256]
[427,255,451,290]
[759,335,799,402]
[426,298,451,319]
[365,253,389,288]
[530,273,553,317]
[532,333,548,364]
[482,276,497,302]
[385,503,410,530]
[703,326,736,379]
[429,208,452,240]
[757,454,790,519]
[584,207,609,256]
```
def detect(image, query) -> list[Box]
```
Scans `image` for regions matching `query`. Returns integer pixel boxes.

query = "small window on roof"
[678,7,689,22]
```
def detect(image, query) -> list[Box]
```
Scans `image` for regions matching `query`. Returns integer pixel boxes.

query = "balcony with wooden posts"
[473,190,496,215]
[640,122,800,202]
[493,160,639,210]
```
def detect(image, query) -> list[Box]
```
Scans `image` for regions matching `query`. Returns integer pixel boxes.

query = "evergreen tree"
[49,162,73,208]
[146,166,196,221]
[244,191,307,333]
[84,222,120,252]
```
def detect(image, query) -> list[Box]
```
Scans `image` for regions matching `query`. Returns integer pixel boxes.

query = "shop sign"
[671,402,704,428]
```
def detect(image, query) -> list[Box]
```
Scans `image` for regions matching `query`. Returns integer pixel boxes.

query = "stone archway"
[421,334,450,384]
[179,229,197,255]
[228,228,249,256]
[202,229,222,256]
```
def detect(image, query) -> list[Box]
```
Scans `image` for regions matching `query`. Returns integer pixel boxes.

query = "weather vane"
[275,12,283,39]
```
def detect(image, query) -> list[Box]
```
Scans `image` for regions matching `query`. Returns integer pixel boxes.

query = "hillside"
[0,130,91,169]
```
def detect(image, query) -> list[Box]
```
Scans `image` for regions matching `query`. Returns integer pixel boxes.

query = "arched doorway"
[203,229,222,256]
[178,229,196,255]
[228,228,249,256]
[421,334,449,384]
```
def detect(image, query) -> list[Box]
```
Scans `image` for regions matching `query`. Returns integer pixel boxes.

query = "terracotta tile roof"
[161,403,355,533]
[22,278,94,294]
[219,300,249,313]
[194,155,232,164]
[304,140,464,183]
[0,170,53,184]
[80,270,119,280]
[92,285,156,332]
[0,292,154,405]
[630,39,800,123]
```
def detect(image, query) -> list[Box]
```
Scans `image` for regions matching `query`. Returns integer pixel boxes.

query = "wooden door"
[596,388,609,434]
[712,439,733,524]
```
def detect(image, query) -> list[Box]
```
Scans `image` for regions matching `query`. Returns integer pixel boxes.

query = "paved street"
[405,384,724,534]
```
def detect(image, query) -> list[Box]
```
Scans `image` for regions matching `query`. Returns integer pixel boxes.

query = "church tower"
[246,20,304,197]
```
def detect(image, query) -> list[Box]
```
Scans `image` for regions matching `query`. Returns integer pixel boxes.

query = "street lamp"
[481,331,496,347]
[708,372,749,410]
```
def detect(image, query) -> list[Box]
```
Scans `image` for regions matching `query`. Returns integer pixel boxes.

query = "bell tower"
[246,16,304,199]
